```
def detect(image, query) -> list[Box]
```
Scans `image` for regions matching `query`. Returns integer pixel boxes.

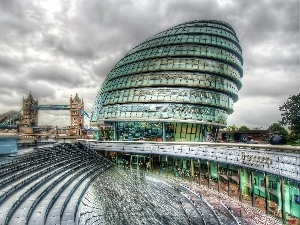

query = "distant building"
[218,129,270,143]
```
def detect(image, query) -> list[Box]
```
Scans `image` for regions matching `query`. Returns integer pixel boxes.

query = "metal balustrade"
[180,183,222,224]
[84,141,300,181]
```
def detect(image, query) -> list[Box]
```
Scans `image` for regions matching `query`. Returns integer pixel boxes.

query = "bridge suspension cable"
[78,109,90,119]
[0,109,23,129]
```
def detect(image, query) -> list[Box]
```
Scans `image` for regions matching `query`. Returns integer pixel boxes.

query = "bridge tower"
[70,93,84,136]
[19,92,38,133]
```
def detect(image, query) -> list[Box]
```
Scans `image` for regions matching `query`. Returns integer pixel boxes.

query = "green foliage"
[286,130,300,145]
[267,123,288,137]
[238,126,250,131]
[226,124,238,131]
[279,93,300,144]
[279,93,300,134]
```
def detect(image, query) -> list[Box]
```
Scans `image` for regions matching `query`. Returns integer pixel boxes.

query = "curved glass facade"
[91,20,243,142]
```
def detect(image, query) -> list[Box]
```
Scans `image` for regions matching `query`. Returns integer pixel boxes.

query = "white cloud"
[0,0,299,129]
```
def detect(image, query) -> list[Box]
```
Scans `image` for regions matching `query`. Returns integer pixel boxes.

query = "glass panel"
[167,156,174,177]
[267,174,282,220]
[219,163,228,195]
[240,167,253,206]
[152,154,160,173]
[194,159,200,184]
[165,123,175,141]
[182,158,191,181]
[229,165,240,200]
[97,124,114,141]
[116,152,124,168]
[253,171,266,213]
[174,157,182,178]
[209,161,218,191]
[200,160,209,188]
[284,179,300,224]
[130,155,138,169]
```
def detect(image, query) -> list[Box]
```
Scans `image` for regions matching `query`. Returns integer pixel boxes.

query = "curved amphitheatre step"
[44,164,106,225]
[77,168,211,225]
[13,160,91,225]
[0,143,113,225]
[0,159,78,213]
[179,183,232,225]
[119,170,233,225]
[0,157,81,193]
[60,168,108,225]
[3,160,84,225]
[0,155,83,201]
[73,171,106,224]
[150,181,205,225]
[0,152,60,186]
[10,166,78,225]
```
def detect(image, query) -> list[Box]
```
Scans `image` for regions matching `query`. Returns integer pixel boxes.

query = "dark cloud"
[0,0,298,128]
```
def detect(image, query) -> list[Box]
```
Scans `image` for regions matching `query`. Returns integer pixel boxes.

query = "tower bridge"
[0,92,90,136]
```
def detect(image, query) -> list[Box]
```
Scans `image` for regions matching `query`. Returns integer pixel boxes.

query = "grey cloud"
[0,0,298,128]
[229,97,284,128]
[26,65,86,88]
[0,1,40,42]
[0,54,22,72]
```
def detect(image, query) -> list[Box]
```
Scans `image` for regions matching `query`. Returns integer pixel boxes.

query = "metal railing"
[81,141,300,181]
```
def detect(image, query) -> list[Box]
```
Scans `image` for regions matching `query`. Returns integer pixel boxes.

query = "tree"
[279,93,300,134]
[238,126,250,132]
[267,123,288,137]
[226,124,238,131]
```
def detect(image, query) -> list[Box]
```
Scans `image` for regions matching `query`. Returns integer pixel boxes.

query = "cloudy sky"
[0,0,299,129]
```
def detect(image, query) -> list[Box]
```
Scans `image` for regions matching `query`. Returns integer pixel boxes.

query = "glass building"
[91,20,243,142]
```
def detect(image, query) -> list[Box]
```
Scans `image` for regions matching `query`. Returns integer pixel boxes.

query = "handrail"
[180,183,222,225]
[95,140,300,152]
[85,141,300,181]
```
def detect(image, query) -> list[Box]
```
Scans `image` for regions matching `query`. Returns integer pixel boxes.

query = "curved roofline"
[129,33,242,58]
[176,20,236,35]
